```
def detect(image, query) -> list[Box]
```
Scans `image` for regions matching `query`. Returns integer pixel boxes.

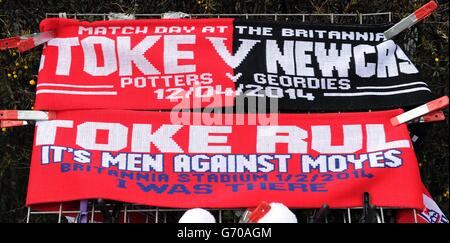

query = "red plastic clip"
[248,201,271,223]
[414,0,438,21]
[0,36,21,50]
[421,110,445,123]
[0,31,55,52]
[1,120,28,128]
[17,38,37,53]
[0,110,56,128]
[239,201,271,223]
[391,96,448,126]
[384,1,438,40]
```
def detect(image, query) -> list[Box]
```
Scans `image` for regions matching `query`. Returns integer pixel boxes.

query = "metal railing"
[25,11,421,224]
[45,12,392,24]
[26,201,419,223]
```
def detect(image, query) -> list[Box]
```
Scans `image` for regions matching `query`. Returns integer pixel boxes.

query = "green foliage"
[0,0,448,222]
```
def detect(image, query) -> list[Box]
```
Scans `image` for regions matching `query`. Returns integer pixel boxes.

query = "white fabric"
[179,208,216,223]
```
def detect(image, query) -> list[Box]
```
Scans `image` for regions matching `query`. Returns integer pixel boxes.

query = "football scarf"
[34,18,431,111]
[27,109,424,209]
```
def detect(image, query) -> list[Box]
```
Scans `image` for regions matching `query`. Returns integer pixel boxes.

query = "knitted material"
[34,18,431,111]
[27,109,423,209]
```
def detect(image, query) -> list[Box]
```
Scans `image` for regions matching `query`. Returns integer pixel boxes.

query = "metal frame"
[45,12,392,24]
[26,11,422,223]
[26,202,420,223]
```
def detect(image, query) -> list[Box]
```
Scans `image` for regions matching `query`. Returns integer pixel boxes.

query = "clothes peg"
[406,110,445,125]
[0,120,28,128]
[239,201,271,223]
[415,110,445,123]
[96,199,122,223]
[0,31,55,53]
[0,110,55,128]
[308,204,329,223]
[0,36,21,50]
[359,192,378,223]
[391,96,448,126]
[384,1,438,40]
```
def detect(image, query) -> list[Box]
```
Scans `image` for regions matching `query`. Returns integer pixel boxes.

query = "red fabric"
[396,183,449,223]
[36,18,235,110]
[27,109,423,209]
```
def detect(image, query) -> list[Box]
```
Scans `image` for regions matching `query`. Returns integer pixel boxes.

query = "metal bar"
[30,210,88,214]
[310,205,329,223]
[79,200,89,223]
[45,12,391,17]
[214,13,380,17]
[25,206,409,223]
[347,208,352,223]
[90,203,95,223]
[26,207,31,223]
[79,207,243,213]
[57,203,63,223]
[413,209,418,223]
[44,12,392,26]
[28,207,266,214]
[124,205,128,223]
